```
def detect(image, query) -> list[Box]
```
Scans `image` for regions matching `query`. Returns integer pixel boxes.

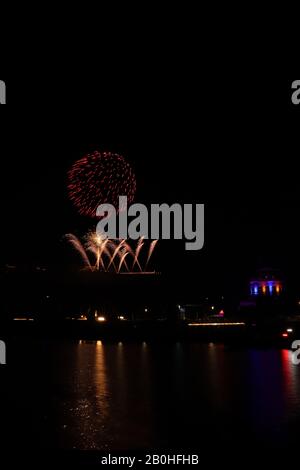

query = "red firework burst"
[68,151,136,217]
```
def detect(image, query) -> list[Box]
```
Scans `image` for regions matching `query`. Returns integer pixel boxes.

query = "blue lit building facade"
[249,269,283,297]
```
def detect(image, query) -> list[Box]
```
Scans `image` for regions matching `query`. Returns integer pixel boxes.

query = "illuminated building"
[249,268,283,297]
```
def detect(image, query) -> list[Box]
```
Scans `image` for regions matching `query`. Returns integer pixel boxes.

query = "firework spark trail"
[118,252,129,273]
[86,244,104,270]
[118,247,130,271]
[145,240,158,269]
[132,237,144,271]
[65,233,158,273]
[98,239,111,271]
[120,242,136,271]
[122,241,136,259]
[68,151,136,218]
[106,240,119,272]
[86,238,103,270]
[87,236,114,271]
[107,240,125,270]
[64,234,92,270]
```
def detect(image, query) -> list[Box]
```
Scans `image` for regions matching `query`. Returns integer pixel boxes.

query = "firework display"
[64,233,158,273]
[68,151,136,217]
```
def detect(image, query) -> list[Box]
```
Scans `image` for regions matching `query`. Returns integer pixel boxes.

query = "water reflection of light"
[279,346,300,442]
[70,340,110,449]
[207,344,227,396]
[94,340,109,417]
[202,344,228,407]
[248,350,286,441]
[280,349,299,401]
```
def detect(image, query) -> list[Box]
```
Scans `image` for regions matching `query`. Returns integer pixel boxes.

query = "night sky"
[1,78,299,296]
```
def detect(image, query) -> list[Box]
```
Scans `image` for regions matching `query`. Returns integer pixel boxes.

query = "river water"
[2,340,300,458]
